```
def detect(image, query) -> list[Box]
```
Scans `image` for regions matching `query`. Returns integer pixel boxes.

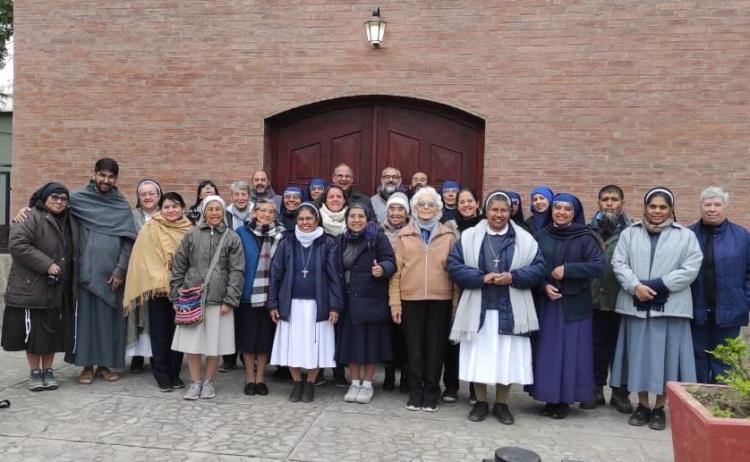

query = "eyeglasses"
[334,174,353,179]
[310,185,325,191]
[139,191,159,198]
[48,194,69,204]
[382,175,401,180]
[442,188,459,194]
[256,208,275,215]
[416,201,437,209]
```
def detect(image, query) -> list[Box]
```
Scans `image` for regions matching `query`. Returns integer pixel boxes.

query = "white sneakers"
[343,382,374,404]
[344,383,360,402]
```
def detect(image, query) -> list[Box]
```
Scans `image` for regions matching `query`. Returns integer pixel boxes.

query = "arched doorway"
[268,96,485,196]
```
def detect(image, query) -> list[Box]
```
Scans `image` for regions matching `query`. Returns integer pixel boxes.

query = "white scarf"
[295,225,324,248]
[320,204,347,236]
[450,220,540,342]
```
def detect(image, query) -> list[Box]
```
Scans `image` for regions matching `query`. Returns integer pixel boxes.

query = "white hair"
[230,180,251,193]
[699,186,729,206]
[410,186,443,221]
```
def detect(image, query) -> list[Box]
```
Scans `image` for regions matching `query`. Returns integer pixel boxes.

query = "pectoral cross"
[493,258,500,268]
[302,269,309,278]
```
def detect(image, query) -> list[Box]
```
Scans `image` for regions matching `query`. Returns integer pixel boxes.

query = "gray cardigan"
[612,221,703,319]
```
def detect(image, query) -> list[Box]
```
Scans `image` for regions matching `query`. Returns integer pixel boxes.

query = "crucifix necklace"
[300,244,313,278]
[487,240,502,269]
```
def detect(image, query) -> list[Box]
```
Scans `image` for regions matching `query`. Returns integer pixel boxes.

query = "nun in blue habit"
[529,193,605,419]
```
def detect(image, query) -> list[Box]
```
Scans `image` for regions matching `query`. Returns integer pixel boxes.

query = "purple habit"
[531,298,594,404]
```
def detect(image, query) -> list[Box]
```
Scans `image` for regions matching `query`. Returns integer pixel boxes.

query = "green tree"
[0,0,12,68]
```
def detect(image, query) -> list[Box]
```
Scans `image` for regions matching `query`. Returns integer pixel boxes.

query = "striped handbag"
[174,231,228,326]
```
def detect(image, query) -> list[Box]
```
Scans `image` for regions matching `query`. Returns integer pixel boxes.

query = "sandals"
[95,367,120,382]
[79,367,95,384]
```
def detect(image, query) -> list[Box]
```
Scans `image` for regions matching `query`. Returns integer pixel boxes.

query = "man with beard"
[331,163,372,211]
[250,170,282,212]
[371,167,403,224]
[71,159,137,383]
[12,159,137,385]
[582,184,633,413]
[407,171,429,199]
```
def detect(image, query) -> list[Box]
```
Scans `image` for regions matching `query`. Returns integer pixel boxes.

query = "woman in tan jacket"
[389,186,458,412]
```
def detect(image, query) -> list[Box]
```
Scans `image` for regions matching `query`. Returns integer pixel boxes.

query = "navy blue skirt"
[234,304,276,354]
[335,309,392,364]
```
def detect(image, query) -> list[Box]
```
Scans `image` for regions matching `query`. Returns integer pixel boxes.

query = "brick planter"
[667,382,750,462]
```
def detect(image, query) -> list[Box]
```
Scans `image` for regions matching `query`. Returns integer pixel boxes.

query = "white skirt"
[171,304,235,356]
[270,299,336,369]
[126,334,153,358]
[459,310,533,385]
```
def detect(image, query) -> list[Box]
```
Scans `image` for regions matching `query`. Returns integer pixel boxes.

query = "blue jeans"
[691,315,740,384]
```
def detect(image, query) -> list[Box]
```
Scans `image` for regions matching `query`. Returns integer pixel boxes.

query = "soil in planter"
[687,385,750,419]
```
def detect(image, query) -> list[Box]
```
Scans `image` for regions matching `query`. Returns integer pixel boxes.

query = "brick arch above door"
[267,96,485,197]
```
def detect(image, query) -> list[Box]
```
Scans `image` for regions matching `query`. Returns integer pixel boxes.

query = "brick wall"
[12,1,750,225]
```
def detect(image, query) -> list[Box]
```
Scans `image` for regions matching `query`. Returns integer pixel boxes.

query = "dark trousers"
[442,342,459,392]
[592,310,621,387]
[692,315,740,384]
[401,300,452,406]
[389,320,408,369]
[148,297,184,388]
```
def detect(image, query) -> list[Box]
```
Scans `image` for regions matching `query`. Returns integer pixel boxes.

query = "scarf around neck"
[123,213,192,313]
[320,203,347,236]
[248,219,285,307]
[227,203,252,226]
[642,216,674,234]
[71,182,137,239]
[450,220,540,341]
[295,225,324,248]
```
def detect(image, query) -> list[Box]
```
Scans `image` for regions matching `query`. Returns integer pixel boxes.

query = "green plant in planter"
[704,336,750,418]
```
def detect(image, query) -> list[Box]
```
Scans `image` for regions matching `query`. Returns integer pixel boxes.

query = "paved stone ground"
[0,351,674,462]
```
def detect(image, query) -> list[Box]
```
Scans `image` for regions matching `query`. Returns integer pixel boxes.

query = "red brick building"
[11,1,750,224]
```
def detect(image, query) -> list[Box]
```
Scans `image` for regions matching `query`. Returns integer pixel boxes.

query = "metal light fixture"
[365,8,387,47]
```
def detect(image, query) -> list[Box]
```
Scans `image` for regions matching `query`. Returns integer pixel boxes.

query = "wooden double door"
[270,97,485,196]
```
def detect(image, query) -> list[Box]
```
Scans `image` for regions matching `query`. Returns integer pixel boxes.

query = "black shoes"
[540,402,555,417]
[541,403,569,419]
[244,382,257,396]
[610,388,634,414]
[219,361,237,373]
[255,382,269,396]
[550,403,569,419]
[441,389,458,403]
[629,403,652,426]
[383,368,396,392]
[130,356,145,373]
[289,382,303,402]
[580,386,605,409]
[302,381,315,403]
[171,377,185,389]
[333,367,349,388]
[649,406,666,431]
[492,403,514,425]
[399,376,409,394]
[273,366,292,381]
[468,401,489,422]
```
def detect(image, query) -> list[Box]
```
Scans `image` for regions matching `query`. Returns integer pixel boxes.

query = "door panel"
[374,105,480,193]
[386,131,420,182]
[274,107,373,192]
[271,97,483,196]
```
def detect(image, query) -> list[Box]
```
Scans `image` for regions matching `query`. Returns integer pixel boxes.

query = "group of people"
[2,158,749,432]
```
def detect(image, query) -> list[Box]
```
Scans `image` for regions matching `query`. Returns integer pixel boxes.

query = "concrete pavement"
[0,350,674,461]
